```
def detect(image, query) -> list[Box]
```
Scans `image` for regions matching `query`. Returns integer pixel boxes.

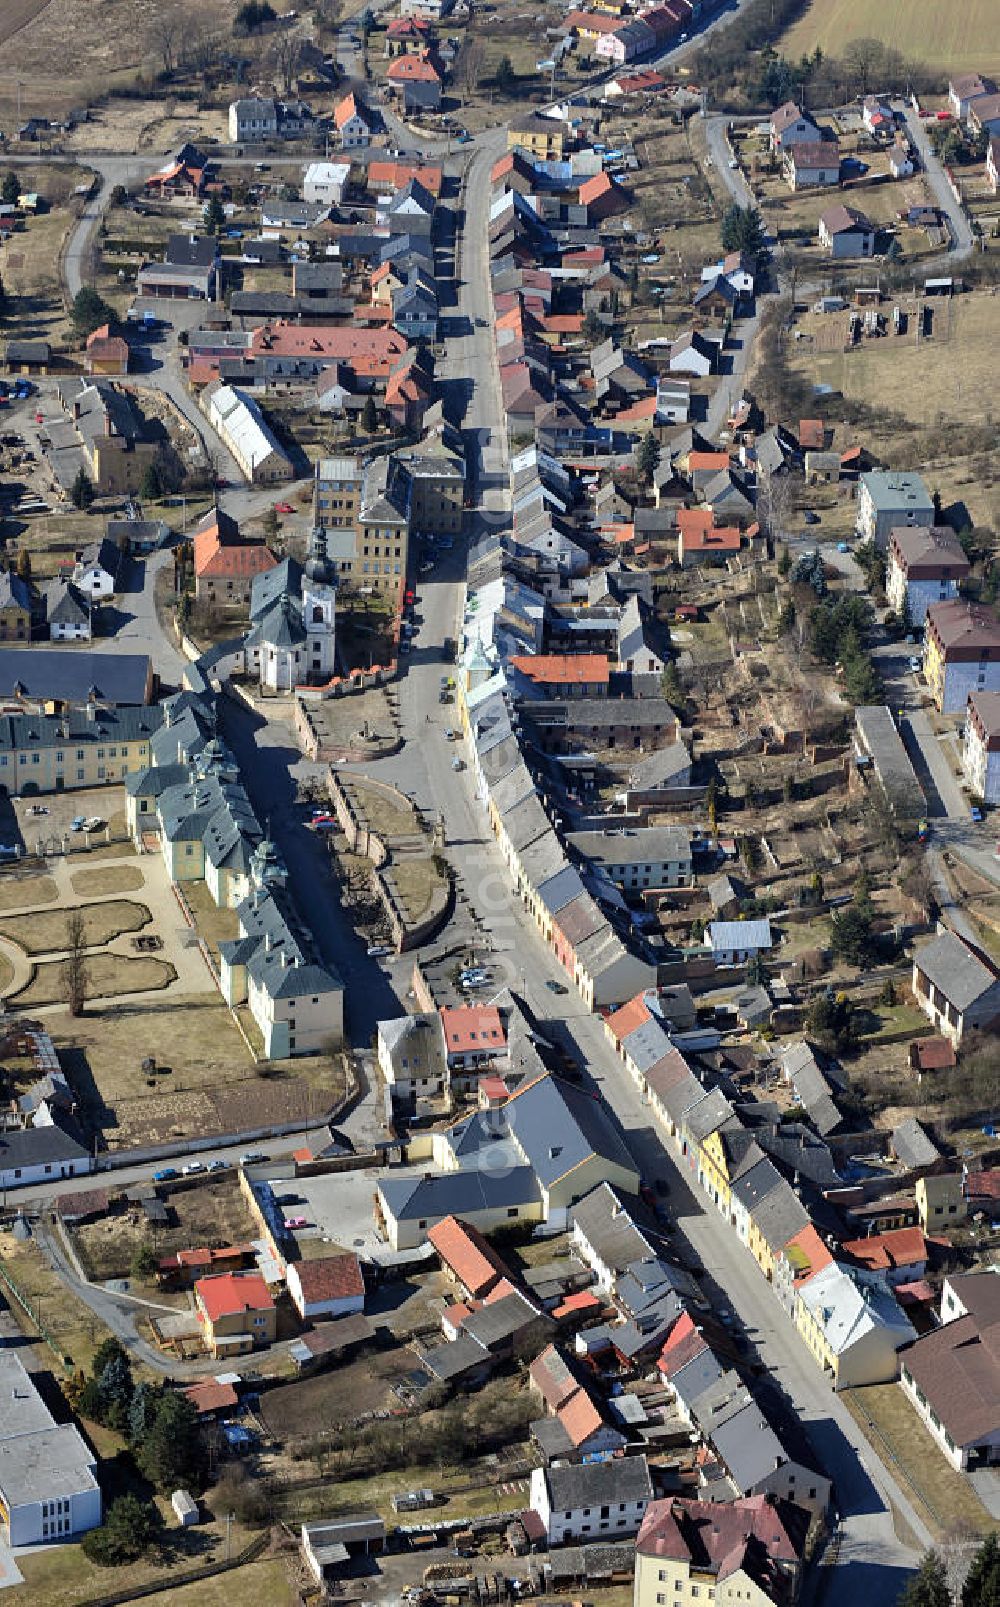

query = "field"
[788,293,1000,431]
[121,1560,296,1607]
[779,0,1000,76]
[0,1227,107,1373]
[0,0,241,127]
[70,863,145,896]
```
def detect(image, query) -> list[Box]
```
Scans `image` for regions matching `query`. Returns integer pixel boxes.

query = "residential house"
[900,1270,1000,1470]
[334,93,374,149]
[886,525,970,625]
[377,1012,448,1101]
[286,1253,365,1321]
[888,141,915,178]
[566,825,692,891]
[770,100,822,151]
[508,114,565,164]
[392,271,439,341]
[923,599,1000,714]
[596,18,656,64]
[915,1171,967,1233]
[528,1456,653,1545]
[668,330,716,375]
[677,508,741,566]
[818,204,875,258]
[855,470,935,550]
[911,929,1000,1046]
[841,1226,927,1287]
[862,95,894,138]
[963,689,1000,804]
[84,323,129,376]
[194,1272,278,1357]
[0,571,31,641]
[45,581,91,641]
[949,73,996,120]
[72,536,122,601]
[783,142,840,190]
[228,97,279,142]
[386,50,444,112]
[0,1352,101,1546]
[970,94,1000,138]
[529,1344,627,1463]
[634,1494,808,1607]
[440,1003,507,1080]
[0,1115,94,1190]
[192,506,277,604]
[302,161,351,206]
[570,1181,659,1294]
[795,1261,916,1388]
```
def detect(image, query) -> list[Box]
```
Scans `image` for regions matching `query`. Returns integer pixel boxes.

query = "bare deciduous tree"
[454,34,486,104]
[63,910,89,1017]
[148,10,183,75]
[271,27,305,94]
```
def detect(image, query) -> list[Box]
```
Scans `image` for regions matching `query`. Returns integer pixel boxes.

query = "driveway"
[898,104,975,259]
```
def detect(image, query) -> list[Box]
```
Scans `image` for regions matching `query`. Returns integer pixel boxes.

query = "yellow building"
[0,707,161,797]
[915,1171,967,1233]
[634,1494,807,1607]
[696,1127,734,1215]
[194,1272,277,1358]
[507,113,566,163]
[794,1260,915,1389]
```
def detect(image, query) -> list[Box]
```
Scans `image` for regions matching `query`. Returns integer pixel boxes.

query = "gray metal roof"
[0,648,150,706]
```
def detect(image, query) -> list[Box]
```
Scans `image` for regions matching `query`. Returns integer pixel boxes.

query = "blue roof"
[0,648,151,706]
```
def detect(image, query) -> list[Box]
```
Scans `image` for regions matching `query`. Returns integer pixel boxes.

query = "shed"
[171,1490,199,1526]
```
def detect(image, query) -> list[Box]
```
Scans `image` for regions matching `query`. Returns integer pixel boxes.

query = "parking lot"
[262,1162,423,1260]
[6,783,129,855]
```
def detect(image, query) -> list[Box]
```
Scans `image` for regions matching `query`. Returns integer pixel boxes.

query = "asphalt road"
[898,103,975,259]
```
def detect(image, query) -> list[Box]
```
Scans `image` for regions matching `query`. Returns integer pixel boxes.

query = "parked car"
[274,501,294,514]
[207,1159,228,1172]
[152,1168,178,1182]
[239,1151,269,1166]
[909,656,922,674]
[971,806,983,823]
[451,757,465,771]
[803,510,820,525]
[367,943,393,957]
[70,816,86,831]
[182,1161,205,1175]
[0,845,18,860]
[283,1215,308,1230]
[545,979,568,994]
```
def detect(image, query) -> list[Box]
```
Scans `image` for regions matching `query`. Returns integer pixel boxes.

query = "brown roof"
[558,1386,606,1447]
[291,1252,364,1304]
[909,1035,956,1071]
[183,1380,239,1415]
[902,1313,1000,1449]
[926,599,1000,654]
[606,993,653,1043]
[427,1215,513,1298]
[529,1342,581,1410]
[821,203,874,235]
[637,1494,808,1587]
[841,1226,927,1274]
[54,1187,109,1220]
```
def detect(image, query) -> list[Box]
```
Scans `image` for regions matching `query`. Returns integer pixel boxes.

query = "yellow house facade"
[507,115,566,163]
[916,1171,967,1233]
[635,1552,782,1607]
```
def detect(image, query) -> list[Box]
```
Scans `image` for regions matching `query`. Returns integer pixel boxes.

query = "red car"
[274,501,294,514]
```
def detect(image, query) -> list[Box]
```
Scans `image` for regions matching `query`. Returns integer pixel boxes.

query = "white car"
[909,656,922,674]
[367,943,393,958]
[182,1161,204,1175]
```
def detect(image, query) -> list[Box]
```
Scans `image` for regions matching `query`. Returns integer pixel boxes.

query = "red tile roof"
[195,1272,273,1322]
[637,1494,807,1580]
[427,1215,513,1298]
[511,653,610,687]
[841,1226,927,1274]
[194,519,278,581]
[367,159,443,197]
[606,993,653,1043]
[780,1224,833,1286]
[291,1252,364,1304]
[250,320,407,376]
[439,1005,505,1056]
[558,1387,605,1447]
[387,50,443,82]
[909,1036,956,1071]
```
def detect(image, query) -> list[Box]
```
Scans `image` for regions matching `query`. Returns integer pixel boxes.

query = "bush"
[81,1495,158,1565]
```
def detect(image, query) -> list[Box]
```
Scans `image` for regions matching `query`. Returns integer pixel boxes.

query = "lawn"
[14,951,175,1008]
[9,1514,265,1607]
[0,898,151,955]
[0,872,57,911]
[182,879,240,961]
[844,1384,999,1539]
[123,1559,296,1607]
[70,864,146,897]
[778,0,1000,76]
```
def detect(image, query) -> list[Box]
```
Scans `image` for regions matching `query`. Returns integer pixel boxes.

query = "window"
[507,1207,519,1218]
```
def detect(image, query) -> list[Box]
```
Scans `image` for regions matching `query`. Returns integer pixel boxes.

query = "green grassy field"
[780,0,1000,75]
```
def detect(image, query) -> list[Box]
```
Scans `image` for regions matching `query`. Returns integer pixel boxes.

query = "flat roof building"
[0,1352,101,1545]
